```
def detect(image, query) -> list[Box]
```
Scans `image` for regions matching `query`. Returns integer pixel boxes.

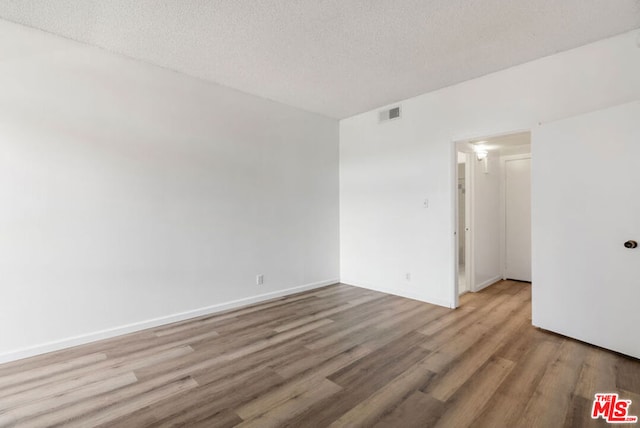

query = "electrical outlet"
[256,274,264,285]
[405,272,411,281]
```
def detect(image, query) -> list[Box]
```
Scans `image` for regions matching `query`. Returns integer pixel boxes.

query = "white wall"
[532,101,640,359]
[340,29,640,307]
[0,21,339,362]
[471,152,502,290]
[500,144,531,157]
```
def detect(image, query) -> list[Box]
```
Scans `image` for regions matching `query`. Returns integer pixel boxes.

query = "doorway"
[457,153,470,295]
[453,131,532,305]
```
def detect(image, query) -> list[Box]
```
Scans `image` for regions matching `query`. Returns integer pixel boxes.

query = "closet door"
[504,157,531,282]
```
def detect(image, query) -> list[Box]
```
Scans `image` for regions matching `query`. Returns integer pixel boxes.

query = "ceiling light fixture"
[473,143,489,173]
[475,149,488,161]
[473,143,489,161]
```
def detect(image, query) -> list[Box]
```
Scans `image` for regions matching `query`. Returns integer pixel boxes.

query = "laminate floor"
[1,281,639,427]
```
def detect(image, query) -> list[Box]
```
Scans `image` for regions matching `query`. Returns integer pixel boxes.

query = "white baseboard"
[341,279,453,308]
[0,278,339,365]
[474,275,503,292]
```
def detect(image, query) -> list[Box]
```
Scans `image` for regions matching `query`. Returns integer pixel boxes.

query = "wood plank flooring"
[1,281,639,427]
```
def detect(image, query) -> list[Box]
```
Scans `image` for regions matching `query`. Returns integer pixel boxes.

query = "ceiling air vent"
[379,106,401,123]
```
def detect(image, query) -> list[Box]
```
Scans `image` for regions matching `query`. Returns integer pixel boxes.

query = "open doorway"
[456,152,471,295]
[453,131,532,305]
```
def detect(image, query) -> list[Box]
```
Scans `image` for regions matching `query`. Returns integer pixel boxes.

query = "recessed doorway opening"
[453,131,532,307]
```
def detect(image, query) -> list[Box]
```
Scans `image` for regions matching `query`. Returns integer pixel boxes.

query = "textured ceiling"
[1,1,639,119]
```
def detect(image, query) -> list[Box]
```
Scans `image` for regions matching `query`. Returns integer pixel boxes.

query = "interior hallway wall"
[471,153,502,290]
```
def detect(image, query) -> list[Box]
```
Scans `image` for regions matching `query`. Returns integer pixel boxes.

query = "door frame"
[450,128,530,308]
[452,146,474,308]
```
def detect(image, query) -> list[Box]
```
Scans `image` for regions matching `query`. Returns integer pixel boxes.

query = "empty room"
[1,1,639,427]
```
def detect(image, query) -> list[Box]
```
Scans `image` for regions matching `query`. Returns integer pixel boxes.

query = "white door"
[532,101,640,359]
[504,157,531,281]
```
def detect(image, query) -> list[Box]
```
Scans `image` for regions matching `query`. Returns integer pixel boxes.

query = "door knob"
[624,240,638,249]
